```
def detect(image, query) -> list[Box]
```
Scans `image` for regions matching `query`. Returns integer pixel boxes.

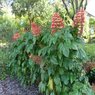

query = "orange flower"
[12,32,20,41]
[31,22,41,36]
[51,12,64,33]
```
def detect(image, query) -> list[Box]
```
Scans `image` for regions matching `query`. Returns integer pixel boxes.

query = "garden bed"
[0,76,42,95]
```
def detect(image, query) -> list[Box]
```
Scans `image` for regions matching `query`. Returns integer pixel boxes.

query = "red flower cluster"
[31,22,41,36]
[73,8,85,35]
[51,12,64,33]
[12,32,20,41]
[29,54,42,65]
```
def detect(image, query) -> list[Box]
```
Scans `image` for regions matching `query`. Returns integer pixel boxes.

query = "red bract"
[12,32,20,41]
[51,12,64,33]
[31,22,41,36]
[73,8,85,35]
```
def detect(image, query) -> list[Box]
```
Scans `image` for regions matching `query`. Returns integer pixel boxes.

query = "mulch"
[0,76,42,95]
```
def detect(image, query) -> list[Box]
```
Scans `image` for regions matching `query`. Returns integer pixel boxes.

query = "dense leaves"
[9,32,41,85]
[37,26,93,95]
[9,25,94,94]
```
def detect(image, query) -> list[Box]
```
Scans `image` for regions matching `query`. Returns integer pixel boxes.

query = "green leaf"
[69,73,76,84]
[71,42,78,50]
[77,48,86,60]
[38,46,49,56]
[39,82,46,92]
[61,75,69,85]
[56,85,61,93]
[26,44,32,52]
[54,76,61,86]
[59,68,64,75]
[48,67,54,76]
[58,42,69,57]
[64,30,73,41]
[32,36,36,44]
[58,42,64,53]
[62,44,69,57]
[46,89,49,95]
[50,56,58,65]
[50,92,55,95]
[28,59,34,67]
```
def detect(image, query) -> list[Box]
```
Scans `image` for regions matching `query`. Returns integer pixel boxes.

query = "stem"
[75,0,79,12]
[78,0,84,10]
[84,0,87,10]
[70,0,75,19]
[26,1,32,31]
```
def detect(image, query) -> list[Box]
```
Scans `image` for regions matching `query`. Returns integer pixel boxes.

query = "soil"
[0,76,42,95]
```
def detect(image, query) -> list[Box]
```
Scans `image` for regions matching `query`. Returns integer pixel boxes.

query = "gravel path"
[0,77,42,95]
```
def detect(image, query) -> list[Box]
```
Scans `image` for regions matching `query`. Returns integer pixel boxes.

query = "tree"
[61,0,87,19]
[11,0,53,29]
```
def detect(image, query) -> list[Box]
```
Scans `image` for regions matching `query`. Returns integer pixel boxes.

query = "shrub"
[0,15,16,42]
[9,25,94,94]
[38,26,93,95]
[9,32,41,85]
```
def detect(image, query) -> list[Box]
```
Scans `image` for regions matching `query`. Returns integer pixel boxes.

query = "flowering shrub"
[38,26,94,95]
[9,32,41,85]
[9,11,94,95]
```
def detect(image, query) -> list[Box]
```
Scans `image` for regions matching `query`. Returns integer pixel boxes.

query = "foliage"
[89,17,95,26]
[9,25,94,94]
[86,68,95,85]
[9,32,41,85]
[84,44,95,62]
[38,26,93,95]
[89,18,95,43]
[0,43,10,80]
[4,0,94,94]
[11,0,39,17]
[0,15,16,42]
[11,0,53,26]
[61,0,87,20]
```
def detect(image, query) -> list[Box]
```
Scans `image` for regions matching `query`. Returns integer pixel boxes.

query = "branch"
[62,0,73,19]
[78,0,84,10]
[84,0,87,10]
[70,0,75,19]
[75,0,79,12]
